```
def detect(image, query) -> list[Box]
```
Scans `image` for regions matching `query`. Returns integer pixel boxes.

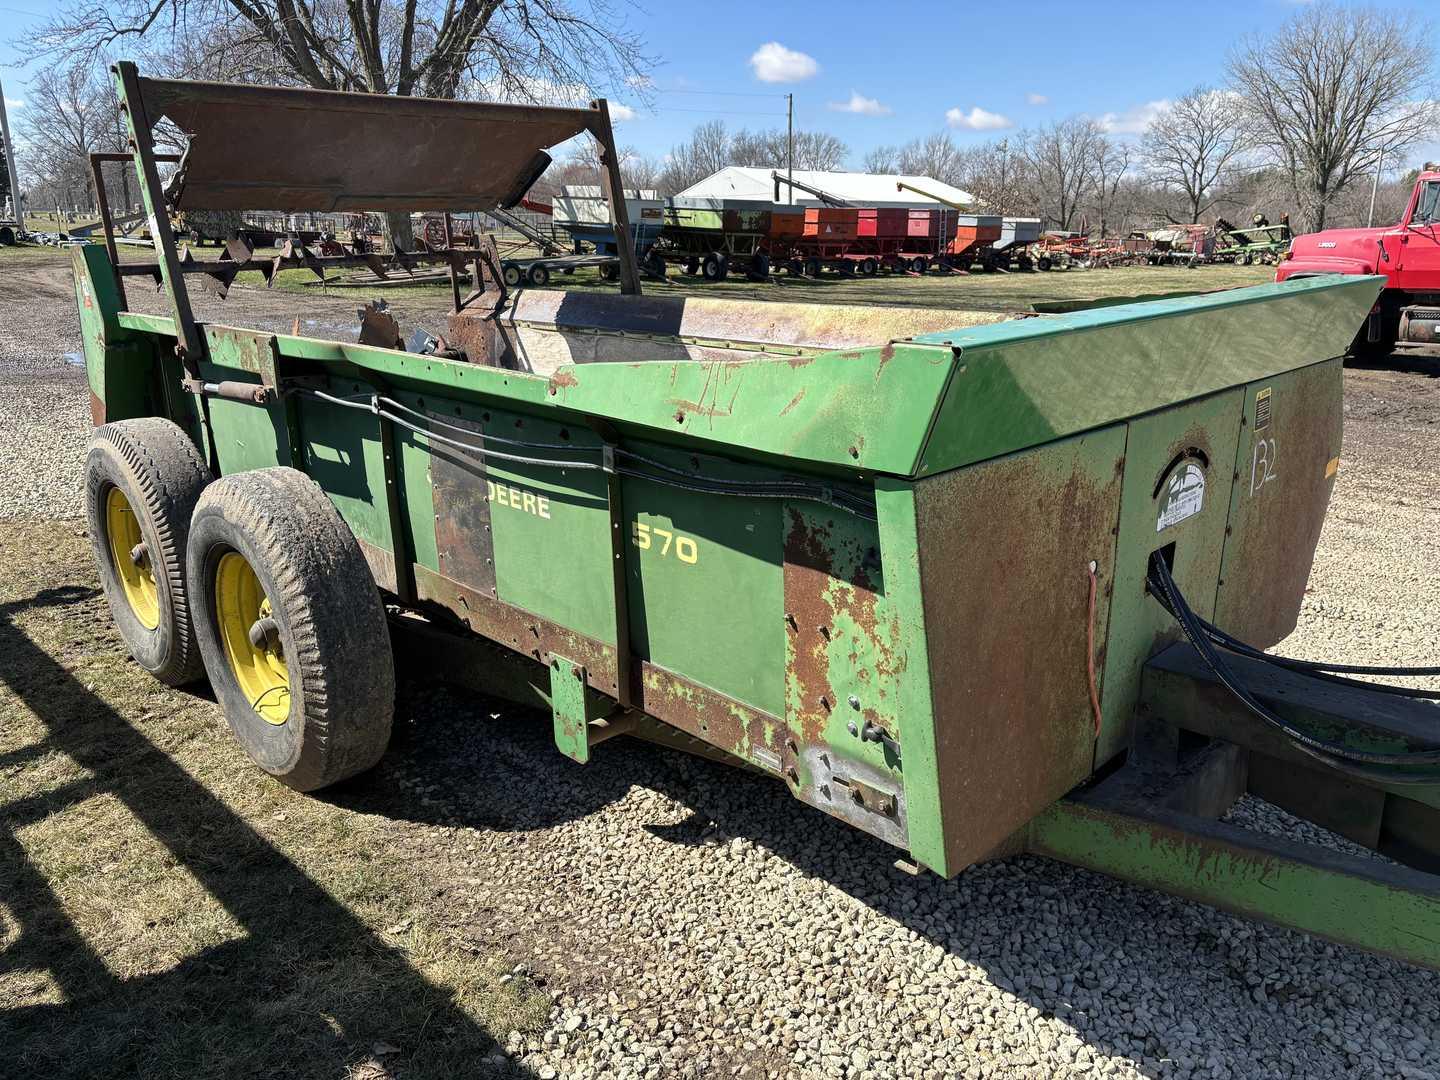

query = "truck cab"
[1276,168,1440,357]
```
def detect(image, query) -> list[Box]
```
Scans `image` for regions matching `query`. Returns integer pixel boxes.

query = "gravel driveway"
[4,256,1439,1079]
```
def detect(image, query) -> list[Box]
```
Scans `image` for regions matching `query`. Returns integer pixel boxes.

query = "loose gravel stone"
[6,255,1439,1078]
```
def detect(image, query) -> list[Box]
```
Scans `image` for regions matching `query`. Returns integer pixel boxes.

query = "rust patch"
[639,664,784,771]
[779,389,806,417]
[1214,364,1342,648]
[427,412,497,598]
[666,397,731,419]
[875,342,896,380]
[912,432,1125,872]
[411,563,786,764]
[89,390,106,427]
[785,354,816,369]
[550,369,579,389]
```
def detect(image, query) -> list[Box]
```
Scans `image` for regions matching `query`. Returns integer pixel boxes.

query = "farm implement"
[1217,218,1293,266]
[77,65,1440,971]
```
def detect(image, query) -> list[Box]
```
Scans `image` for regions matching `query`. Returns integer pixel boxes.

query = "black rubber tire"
[86,418,212,686]
[748,253,771,281]
[1037,256,1053,272]
[598,264,619,282]
[684,257,701,276]
[187,468,395,792]
[859,257,878,277]
[502,263,523,287]
[911,257,928,274]
[701,252,728,281]
[805,257,822,278]
[644,250,667,279]
[526,263,551,287]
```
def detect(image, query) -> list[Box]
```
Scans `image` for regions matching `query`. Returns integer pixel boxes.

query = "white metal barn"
[676,167,974,208]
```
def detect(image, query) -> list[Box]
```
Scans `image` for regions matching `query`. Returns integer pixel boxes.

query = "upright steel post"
[88,154,128,306]
[113,60,214,466]
[786,93,794,207]
[0,76,22,223]
[590,99,641,296]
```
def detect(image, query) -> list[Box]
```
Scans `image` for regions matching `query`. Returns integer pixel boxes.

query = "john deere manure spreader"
[76,64,1440,969]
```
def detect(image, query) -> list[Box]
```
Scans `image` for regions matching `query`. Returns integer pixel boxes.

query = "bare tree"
[956,137,1029,213]
[1228,4,1439,231]
[32,0,655,245]
[1141,86,1249,223]
[897,131,964,186]
[19,61,119,213]
[547,142,660,194]
[658,120,731,193]
[730,128,846,171]
[1020,118,1105,230]
[1090,138,1130,236]
[862,145,899,174]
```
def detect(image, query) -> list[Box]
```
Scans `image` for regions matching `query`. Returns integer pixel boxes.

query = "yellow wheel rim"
[105,486,160,630]
[214,551,291,725]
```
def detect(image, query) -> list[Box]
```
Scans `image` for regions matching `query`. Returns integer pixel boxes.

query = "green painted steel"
[550,655,596,763]
[911,274,1382,476]
[77,230,1437,961]
[544,340,957,476]
[1030,800,1440,970]
[1095,390,1244,767]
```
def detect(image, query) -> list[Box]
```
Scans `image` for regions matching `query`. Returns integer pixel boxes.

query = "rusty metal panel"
[911,425,1126,872]
[140,76,597,212]
[427,413,497,597]
[1213,359,1343,647]
[783,502,908,850]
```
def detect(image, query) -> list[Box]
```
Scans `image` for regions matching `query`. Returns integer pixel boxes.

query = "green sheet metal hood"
[546,275,1384,477]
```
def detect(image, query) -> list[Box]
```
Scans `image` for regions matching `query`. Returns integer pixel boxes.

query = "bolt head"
[847,722,859,737]
[847,695,861,710]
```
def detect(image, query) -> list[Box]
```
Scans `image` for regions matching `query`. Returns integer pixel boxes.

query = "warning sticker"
[1156,463,1206,532]
[1254,387,1273,430]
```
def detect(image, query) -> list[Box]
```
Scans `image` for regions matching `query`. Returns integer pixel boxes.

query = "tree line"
[557,5,1438,235]
[11,2,1438,237]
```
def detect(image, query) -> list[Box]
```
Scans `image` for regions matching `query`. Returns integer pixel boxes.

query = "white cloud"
[4,98,23,110]
[1097,99,1172,135]
[1025,92,1048,106]
[608,103,637,122]
[750,42,819,84]
[828,91,890,116]
[946,106,1012,131]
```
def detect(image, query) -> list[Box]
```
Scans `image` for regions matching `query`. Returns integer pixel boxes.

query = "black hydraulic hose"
[297,388,876,519]
[1195,615,1440,682]
[371,392,876,513]
[1189,619,1440,701]
[1145,552,1440,783]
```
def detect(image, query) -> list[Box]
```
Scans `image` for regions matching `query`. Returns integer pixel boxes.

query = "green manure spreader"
[76,64,1440,969]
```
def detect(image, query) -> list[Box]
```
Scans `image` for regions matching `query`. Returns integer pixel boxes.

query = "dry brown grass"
[0,520,548,1079]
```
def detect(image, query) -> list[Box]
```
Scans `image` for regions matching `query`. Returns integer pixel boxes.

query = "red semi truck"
[1276,166,1440,359]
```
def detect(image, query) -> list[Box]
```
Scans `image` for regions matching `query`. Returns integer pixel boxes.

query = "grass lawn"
[1,240,1277,313]
[0,521,549,1079]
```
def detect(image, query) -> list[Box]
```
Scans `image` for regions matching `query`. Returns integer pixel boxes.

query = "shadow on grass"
[0,582,531,1080]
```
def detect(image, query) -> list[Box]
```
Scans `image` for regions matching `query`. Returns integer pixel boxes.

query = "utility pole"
[1367,146,1384,228]
[0,75,22,225]
[786,93,794,206]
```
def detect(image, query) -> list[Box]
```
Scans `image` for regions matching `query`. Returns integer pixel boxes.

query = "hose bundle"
[1145,551,1440,785]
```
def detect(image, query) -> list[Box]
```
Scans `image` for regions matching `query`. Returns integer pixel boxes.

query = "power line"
[655,88,787,99]
[651,107,788,118]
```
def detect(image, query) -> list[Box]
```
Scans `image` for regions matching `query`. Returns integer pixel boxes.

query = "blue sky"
[1,0,1432,166]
